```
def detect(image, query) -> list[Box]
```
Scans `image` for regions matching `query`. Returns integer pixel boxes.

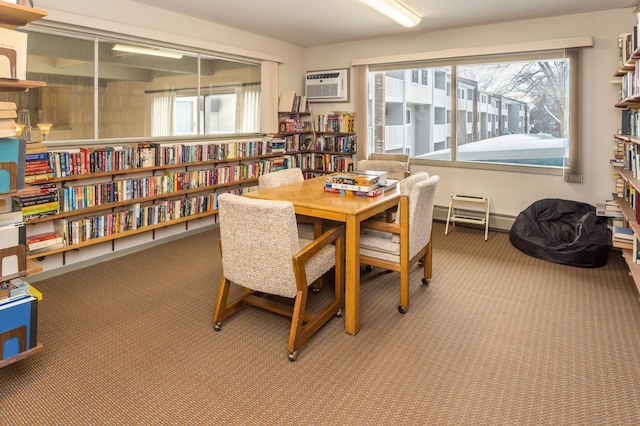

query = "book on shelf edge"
[613,225,634,241]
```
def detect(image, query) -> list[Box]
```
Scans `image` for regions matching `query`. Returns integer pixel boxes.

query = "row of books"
[54,187,252,247]
[269,134,356,154]
[315,113,355,133]
[278,117,312,134]
[29,140,276,179]
[314,135,356,153]
[55,163,267,213]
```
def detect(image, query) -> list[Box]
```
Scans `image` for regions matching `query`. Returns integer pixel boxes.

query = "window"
[411,69,419,84]
[421,69,428,86]
[0,28,262,142]
[366,49,580,175]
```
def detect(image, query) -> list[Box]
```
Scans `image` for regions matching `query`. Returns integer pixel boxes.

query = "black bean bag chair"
[509,198,609,268]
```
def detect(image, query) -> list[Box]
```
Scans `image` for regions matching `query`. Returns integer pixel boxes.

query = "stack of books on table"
[324,171,392,197]
[612,225,634,250]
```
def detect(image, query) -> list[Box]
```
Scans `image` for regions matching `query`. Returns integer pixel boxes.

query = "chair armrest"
[295,224,344,264]
[361,219,400,235]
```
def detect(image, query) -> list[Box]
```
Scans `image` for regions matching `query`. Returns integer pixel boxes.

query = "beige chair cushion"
[360,175,440,261]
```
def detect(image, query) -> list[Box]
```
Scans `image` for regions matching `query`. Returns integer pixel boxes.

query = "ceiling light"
[112,44,183,59]
[359,0,421,27]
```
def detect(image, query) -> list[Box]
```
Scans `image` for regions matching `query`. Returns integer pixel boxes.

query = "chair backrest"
[258,168,304,190]
[356,159,408,181]
[217,193,301,298]
[368,153,409,163]
[391,171,430,244]
[406,175,440,257]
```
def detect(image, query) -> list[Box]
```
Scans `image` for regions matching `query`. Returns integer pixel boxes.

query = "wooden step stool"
[445,194,490,241]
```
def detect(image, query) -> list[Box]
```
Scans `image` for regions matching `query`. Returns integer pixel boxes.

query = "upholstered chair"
[356,159,408,182]
[358,152,410,181]
[359,172,440,314]
[212,193,344,361]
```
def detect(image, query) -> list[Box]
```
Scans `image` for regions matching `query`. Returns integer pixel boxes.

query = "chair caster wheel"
[398,305,408,314]
[288,351,298,362]
[335,308,343,318]
[312,287,321,294]
[422,278,429,286]
[365,265,372,272]
[214,322,222,331]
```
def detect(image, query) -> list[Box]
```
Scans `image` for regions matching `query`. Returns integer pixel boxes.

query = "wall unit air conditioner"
[305,69,348,102]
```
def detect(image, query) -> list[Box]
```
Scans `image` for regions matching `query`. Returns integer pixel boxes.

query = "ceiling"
[130,0,639,47]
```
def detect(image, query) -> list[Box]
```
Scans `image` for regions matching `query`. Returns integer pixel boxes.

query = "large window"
[367,49,580,174]
[0,29,261,142]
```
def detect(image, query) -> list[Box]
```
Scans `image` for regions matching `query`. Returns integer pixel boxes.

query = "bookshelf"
[19,139,287,261]
[612,25,640,301]
[0,1,46,368]
[277,109,356,175]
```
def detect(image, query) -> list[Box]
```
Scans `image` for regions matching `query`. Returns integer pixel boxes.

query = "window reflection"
[0,30,261,142]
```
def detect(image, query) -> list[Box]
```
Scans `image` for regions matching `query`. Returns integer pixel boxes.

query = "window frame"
[367,48,582,177]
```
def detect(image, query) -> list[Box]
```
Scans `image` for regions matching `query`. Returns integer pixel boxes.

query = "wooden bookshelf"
[19,140,289,261]
[0,0,46,369]
[0,2,47,30]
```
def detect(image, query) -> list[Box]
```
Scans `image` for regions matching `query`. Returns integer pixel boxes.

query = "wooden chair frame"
[213,224,344,361]
[360,195,433,313]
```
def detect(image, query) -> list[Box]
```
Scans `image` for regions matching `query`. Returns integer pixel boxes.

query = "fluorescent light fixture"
[359,0,421,27]
[112,44,183,59]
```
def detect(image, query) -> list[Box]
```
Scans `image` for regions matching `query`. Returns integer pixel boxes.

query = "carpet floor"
[1,222,639,425]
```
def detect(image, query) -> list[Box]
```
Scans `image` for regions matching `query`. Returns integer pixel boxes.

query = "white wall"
[304,8,636,218]
[23,3,637,276]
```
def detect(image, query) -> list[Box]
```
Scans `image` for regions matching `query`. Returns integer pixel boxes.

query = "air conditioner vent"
[305,69,348,102]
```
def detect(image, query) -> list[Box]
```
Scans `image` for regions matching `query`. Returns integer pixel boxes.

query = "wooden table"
[245,175,400,335]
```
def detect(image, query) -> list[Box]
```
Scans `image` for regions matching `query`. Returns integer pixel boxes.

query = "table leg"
[344,215,360,335]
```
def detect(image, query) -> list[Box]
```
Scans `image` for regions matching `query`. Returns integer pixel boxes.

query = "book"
[327,172,381,187]
[0,101,17,110]
[323,185,384,197]
[613,225,634,241]
[326,182,380,192]
[27,241,64,255]
[351,169,388,185]
[278,91,297,112]
[596,202,623,218]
